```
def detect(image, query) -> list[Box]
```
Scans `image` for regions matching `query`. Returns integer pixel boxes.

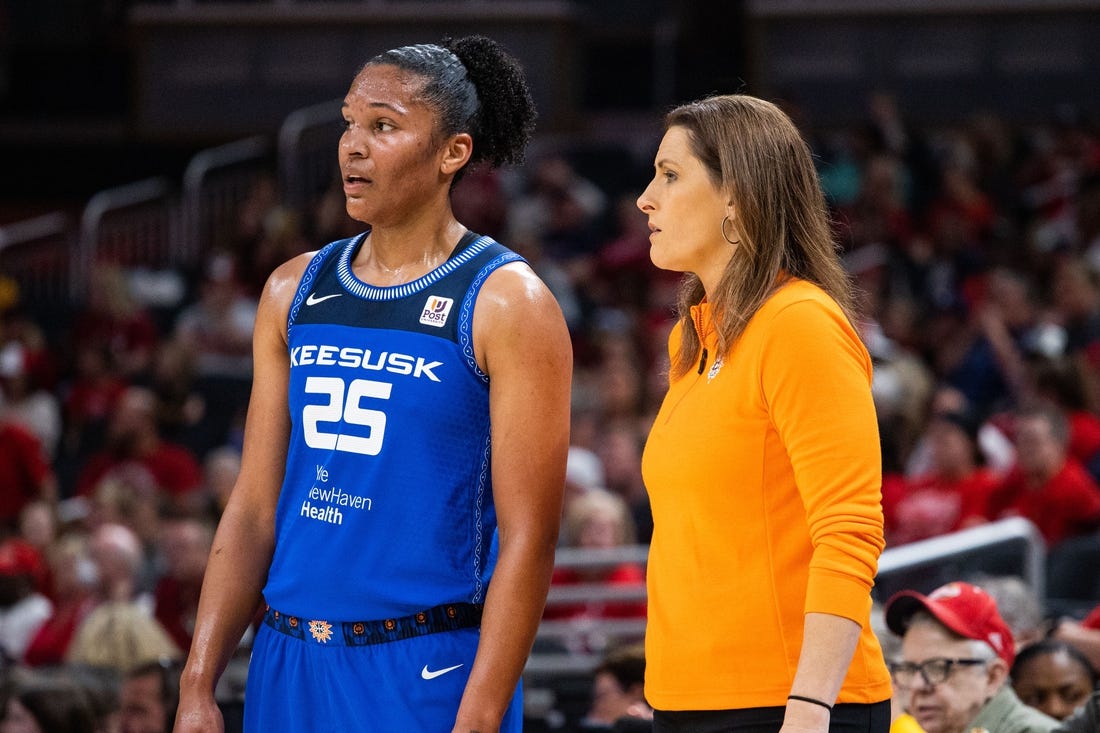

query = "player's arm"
[452,262,572,733]
[174,253,310,733]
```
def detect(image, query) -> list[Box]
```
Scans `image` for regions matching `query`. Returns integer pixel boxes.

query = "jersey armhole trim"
[459,249,526,383]
[286,236,358,335]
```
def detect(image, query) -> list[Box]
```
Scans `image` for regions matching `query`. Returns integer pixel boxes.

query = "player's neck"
[356,214,466,286]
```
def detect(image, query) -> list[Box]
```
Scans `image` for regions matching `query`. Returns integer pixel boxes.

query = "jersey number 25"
[302,376,392,456]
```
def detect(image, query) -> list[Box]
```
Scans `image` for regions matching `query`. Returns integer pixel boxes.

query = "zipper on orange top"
[660,307,712,425]
[694,302,710,375]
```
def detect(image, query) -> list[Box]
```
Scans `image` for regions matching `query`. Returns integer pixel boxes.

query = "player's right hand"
[173,693,225,733]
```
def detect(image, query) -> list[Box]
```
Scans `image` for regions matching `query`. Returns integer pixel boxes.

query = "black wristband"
[787,694,833,711]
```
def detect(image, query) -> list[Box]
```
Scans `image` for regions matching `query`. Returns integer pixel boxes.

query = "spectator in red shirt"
[60,341,129,468]
[546,488,646,623]
[987,403,1100,546]
[1032,356,1100,479]
[72,264,160,380]
[885,409,999,545]
[22,534,98,667]
[153,516,213,651]
[0,405,56,530]
[0,537,51,661]
[75,386,204,513]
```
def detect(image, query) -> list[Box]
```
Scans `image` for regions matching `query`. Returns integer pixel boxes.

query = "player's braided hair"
[366,36,536,178]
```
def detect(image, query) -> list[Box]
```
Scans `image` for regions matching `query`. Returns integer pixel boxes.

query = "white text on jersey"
[291,345,443,382]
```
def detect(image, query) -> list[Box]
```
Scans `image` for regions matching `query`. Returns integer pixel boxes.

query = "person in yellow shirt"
[891,712,926,733]
[637,93,893,732]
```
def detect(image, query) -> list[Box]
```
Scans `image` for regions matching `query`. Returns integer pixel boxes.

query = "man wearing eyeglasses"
[884,581,1058,733]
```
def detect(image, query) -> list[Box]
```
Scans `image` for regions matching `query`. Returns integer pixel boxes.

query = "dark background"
[1,0,1098,222]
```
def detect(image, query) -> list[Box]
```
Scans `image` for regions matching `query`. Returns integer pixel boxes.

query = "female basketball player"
[174,36,571,733]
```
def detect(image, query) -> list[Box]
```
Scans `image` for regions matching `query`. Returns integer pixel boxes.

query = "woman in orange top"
[637,94,893,732]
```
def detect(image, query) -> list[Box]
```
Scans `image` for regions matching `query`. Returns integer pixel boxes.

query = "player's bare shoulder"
[477,260,559,318]
[263,251,318,308]
[473,260,570,373]
[254,251,320,342]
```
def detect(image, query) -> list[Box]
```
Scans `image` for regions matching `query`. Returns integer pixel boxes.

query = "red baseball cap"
[0,538,43,579]
[884,581,1015,666]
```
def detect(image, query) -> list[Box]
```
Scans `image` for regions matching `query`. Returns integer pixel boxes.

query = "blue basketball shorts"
[243,606,523,732]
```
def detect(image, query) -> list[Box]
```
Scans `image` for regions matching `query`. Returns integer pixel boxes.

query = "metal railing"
[77,177,180,303]
[874,517,1046,602]
[16,127,288,310]
[182,135,272,260]
[528,517,1047,677]
[0,212,76,310]
[278,98,343,213]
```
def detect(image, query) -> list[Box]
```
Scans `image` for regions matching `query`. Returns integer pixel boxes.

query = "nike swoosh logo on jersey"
[306,292,343,306]
[421,663,463,680]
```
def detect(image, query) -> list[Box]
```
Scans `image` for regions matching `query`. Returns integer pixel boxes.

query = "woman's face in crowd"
[579,509,621,550]
[1013,649,1095,721]
[928,420,975,474]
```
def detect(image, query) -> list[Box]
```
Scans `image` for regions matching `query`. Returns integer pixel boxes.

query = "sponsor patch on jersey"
[419,295,454,328]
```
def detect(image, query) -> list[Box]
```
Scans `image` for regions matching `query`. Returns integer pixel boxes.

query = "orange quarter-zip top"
[642,278,893,710]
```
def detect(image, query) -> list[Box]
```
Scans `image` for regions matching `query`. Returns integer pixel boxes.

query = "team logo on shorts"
[419,295,454,328]
[309,620,334,643]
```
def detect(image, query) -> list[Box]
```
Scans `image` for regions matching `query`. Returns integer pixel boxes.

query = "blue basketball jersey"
[263,231,524,621]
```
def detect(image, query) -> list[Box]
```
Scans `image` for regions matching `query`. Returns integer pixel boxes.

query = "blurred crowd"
[1,91,1100,731]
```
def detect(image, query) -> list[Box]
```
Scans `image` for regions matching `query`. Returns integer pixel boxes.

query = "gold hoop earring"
[722,216,740,245]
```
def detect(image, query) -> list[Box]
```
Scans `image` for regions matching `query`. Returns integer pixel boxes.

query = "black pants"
[652,700,891,733]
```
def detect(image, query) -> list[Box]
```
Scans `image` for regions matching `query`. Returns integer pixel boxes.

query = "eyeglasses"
[888,657,989,689]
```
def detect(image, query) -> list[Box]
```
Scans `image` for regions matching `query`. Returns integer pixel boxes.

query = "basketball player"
[174,36,571,733]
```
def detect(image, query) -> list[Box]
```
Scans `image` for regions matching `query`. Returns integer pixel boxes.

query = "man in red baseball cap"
[884,581,1057,733]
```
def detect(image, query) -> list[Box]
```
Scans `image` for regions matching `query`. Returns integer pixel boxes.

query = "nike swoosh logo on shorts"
[421,663,463,680]
[306,292,342,306]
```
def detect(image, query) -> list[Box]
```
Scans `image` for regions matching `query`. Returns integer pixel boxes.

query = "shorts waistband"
[263,602,483,646]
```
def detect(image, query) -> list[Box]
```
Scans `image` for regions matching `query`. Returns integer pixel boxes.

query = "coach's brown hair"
[665,94,858,379]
